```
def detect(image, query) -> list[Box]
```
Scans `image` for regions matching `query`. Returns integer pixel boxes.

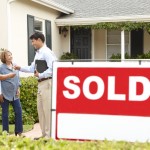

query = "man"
[14,32,57,139]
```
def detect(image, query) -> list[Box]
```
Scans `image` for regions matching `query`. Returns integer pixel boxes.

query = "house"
[1,0,73,67]
[1,0,150,71]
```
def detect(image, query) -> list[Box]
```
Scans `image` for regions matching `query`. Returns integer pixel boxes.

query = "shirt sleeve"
[20,60,35,73]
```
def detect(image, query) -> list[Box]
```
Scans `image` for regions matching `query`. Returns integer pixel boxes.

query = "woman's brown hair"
[0,50,12,64]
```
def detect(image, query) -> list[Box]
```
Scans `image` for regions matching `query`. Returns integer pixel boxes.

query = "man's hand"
[14,65,21,70]
[0,94,4,103]
[34,70,39,78]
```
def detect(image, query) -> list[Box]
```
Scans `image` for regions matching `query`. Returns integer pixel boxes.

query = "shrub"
[20,76,38,124]
[60,52,78,60]
[0,76,38,125]
[109,52,131,60]
[109,51,150,60]
[136,51,150,59]
[0,133,150,149]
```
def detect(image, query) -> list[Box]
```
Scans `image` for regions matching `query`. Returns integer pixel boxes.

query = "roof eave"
[55,15,150,26]
[31,0,74,14]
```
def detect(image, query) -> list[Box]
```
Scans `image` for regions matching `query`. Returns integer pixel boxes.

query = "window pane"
[107,45,121,59]
[34,20,42,32]
[107,30,129,59]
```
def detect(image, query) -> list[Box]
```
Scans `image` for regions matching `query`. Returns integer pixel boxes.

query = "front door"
[71,28,91,59]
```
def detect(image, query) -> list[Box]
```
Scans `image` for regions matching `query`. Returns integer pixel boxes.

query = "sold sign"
[63,76,149,101]
[51,62,150,142]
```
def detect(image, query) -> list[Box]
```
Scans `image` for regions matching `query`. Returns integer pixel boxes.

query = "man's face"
[31,38,42,49]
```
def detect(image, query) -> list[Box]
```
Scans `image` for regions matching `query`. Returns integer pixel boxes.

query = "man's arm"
[14,62,35,73]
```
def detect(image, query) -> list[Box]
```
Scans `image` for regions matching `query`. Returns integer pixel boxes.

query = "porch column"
[121,30,125,61]
[92,29,95,59]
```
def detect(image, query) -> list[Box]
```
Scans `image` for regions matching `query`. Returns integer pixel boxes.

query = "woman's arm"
[0,73,16,80]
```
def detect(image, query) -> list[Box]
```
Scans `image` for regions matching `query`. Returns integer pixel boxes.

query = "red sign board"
[51,62,150,142]
[56,67,150,116]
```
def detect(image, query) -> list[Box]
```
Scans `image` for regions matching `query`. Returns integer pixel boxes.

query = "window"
[27,15,51,65]
[34,18,45,34]
[107,30,129,59]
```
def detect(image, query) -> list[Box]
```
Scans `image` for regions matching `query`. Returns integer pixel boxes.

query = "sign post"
[51,61,150,142]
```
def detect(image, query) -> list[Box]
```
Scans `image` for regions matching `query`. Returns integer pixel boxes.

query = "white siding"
[10,0,62,66]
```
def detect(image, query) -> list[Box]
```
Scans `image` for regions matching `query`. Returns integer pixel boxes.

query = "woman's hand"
[16,88,20,98]
[0,94,4,103]
[0,73,16,80]
[7,73,16,78]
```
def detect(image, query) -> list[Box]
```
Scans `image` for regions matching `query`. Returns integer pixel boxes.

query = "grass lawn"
[0,124,33,135]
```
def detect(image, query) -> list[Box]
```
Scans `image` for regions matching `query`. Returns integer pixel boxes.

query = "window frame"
[106,30,130,59]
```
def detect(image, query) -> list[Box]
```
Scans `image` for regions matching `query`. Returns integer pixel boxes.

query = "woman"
[0,50,23,136]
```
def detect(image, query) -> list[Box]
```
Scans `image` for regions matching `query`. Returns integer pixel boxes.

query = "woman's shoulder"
[0,63,5,68]
[0,64,5,73]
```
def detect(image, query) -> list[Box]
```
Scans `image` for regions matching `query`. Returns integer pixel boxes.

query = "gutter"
[31,0,74,14]
[55,15,150,26]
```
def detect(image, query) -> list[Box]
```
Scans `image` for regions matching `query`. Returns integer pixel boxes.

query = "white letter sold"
[63,76,80,99]
[129,76,150,101]
[108,76,125,101]
[83,76,104,100]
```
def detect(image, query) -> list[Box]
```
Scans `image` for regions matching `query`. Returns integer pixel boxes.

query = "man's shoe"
[15,132,25,137]
[34,136,44,140]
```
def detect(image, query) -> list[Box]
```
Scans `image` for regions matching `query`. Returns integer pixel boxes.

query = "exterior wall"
[0,0,8,49]
[10,0,62,66]
[144,31,150,53]
[58,27,70,59]
[94,29,106,59]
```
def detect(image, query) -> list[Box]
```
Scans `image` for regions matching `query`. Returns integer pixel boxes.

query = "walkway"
[23,123,42,139]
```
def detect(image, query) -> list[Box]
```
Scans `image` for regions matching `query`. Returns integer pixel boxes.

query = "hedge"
[109,51,150,60]
[0,132,150,150]
[0,76,38,125]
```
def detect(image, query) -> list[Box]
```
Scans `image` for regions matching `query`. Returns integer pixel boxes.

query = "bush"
[109,52,131,60]
[136,51,150,59]
[20,77,38,124]
[0,76,38,125]
[110,51,150,60]
[60,52,78,60]
[0,133,150,149]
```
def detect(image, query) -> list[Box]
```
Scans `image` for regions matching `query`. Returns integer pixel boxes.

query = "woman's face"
[5,52,13,63]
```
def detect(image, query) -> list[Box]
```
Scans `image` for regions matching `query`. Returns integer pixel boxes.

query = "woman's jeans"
[1,98,23,134]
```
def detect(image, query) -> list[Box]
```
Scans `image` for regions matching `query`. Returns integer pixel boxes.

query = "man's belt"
[38,77,52,82]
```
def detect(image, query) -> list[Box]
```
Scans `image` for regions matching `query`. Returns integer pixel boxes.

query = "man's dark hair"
[30,32,45,43]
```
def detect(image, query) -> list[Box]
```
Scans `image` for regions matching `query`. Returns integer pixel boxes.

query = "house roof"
[31,0,74,14]
[54,0,150,26]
